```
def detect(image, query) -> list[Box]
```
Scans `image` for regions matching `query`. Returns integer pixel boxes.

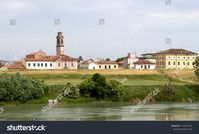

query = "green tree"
[194,56,199,77]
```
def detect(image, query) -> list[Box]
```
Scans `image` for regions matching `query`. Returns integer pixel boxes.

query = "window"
[141,65,143,68]
[148,65,150,68]
[187,62,189,66]
[28,63,31,67]
[184,57,185,59]
[188,57,189,59]
[168,62,170,65]
[38,63,40,67]
[114,65,116,68]
[99,65,101,68]
[58,63,60,67]
[65,63,67,67]
[109,65,111,69]
[41,63,43,67]
[178,62,180,66]
[105,65,107,69]
[33,63,35,67]
[45,63,47,67]
[183,62,185,66]
[193,62,195,66]
[50,63,52,67]
[173,62,175,65]
[71,63,74,67]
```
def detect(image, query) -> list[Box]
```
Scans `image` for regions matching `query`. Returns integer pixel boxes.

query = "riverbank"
[0,70,199,106]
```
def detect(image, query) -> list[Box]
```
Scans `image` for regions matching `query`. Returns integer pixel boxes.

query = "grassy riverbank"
[0,69,199,106]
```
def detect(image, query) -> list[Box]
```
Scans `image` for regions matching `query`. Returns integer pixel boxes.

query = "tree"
[78,56,83,62]
[115,57,124,62]
[195,56,199,77]
[105,58,111,61]
[79,73,123,101]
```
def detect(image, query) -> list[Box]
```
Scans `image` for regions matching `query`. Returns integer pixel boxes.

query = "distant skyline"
[0,0,199,61]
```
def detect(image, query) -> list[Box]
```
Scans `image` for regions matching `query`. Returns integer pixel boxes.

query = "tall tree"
[195,56,199,77]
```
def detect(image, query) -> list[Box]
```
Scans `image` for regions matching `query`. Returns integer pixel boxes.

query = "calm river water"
[0,103,198,121]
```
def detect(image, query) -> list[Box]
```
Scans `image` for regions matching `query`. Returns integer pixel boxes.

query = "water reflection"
[0,103,199,121]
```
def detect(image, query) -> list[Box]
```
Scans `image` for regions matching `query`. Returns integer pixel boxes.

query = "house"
[123,53,139,69]
[79,59,96,69]
[134,59,156,70]
[79,59,118,70]
[155,49,197,69]
[96,60,118,69]
[25,32,78,70]
[7,61,25,69]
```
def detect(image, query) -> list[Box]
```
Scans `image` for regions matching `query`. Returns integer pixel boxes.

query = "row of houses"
[0,32,198,70]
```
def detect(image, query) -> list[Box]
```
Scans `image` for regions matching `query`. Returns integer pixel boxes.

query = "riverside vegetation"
[0,69,199,106]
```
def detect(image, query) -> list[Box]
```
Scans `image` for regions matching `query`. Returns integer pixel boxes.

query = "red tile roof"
[7,62,25,69]
[26,50,46,56]
[25,54,78,61]
[97,61,118,65]
[134,60,155,65]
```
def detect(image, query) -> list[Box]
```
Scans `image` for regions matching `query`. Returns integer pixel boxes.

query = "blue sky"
[0,0,199,61]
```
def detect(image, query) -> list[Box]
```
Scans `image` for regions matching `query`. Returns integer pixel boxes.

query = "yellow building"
[156,49,197,69]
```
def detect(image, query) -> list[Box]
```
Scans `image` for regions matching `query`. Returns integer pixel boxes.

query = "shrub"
[63,83,80,98]
[0,73,49,102]
[78,73,123,101]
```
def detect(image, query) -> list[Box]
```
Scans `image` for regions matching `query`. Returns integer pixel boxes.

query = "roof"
[117,61,123,65]
[97,61,118,65]
[134,60,155,65]
[156,49,197,55]
[7,62,25,69]
[25,54,78,62]
[26,50,46,56]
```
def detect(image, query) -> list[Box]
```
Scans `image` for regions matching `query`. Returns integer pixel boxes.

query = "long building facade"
[155,49,197,69]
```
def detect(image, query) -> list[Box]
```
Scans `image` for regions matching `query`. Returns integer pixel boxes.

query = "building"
[123,53,139,69]
[155,49,197,69]
[79,60,118,70]
[134,59,156,70]
[140,53,156,63]
[25,32,78,70]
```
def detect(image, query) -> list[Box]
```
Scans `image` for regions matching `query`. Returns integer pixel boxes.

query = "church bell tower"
[56,32,64,55]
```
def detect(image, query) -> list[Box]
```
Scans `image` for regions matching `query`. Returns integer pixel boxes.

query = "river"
[0,103,198,121]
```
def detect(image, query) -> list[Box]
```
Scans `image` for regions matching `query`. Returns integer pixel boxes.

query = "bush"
[195,56,199,77]
[0,73,49,102]
[79,73,123,101]
[62,83,80,98]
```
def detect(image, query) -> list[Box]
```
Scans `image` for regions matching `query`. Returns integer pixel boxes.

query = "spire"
[56,32,64,55]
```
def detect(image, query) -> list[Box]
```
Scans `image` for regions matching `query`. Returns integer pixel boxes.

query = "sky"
[0,0,199,61]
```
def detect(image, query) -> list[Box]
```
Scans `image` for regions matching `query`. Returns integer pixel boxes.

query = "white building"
[134,59,156,70]
[79,60,118,70]
[25,32,78,70]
